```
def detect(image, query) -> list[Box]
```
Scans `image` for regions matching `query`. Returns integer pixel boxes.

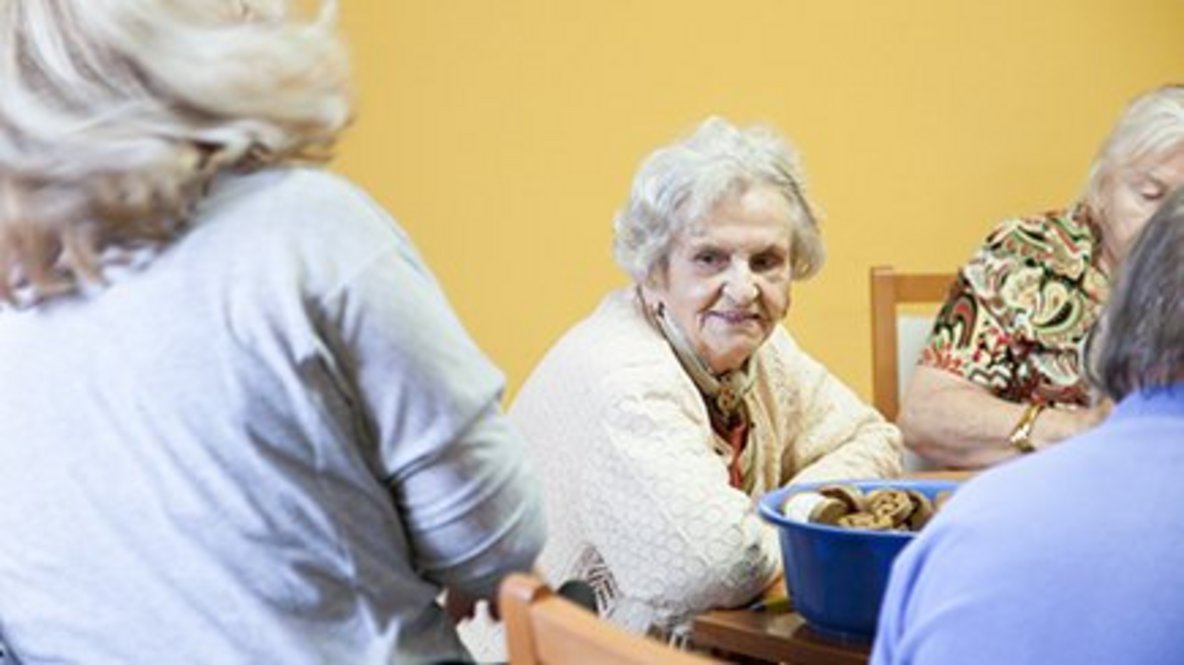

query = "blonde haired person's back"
[0,2,544,662]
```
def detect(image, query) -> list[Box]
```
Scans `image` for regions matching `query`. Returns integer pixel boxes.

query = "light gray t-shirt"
[0,168,543,664]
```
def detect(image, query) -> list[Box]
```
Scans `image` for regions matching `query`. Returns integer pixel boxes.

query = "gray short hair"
[1083,85,1184,217]
[1089,186,1184,400]
[612,116,825,283]
[0,0,350,303]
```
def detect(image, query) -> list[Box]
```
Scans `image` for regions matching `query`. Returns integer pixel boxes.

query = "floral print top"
[919,205,1110,407]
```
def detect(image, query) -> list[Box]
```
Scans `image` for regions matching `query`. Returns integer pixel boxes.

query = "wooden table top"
[693,606,870,664]
[691,470,975,663]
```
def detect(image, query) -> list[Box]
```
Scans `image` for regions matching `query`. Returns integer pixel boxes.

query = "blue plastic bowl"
[758,479,958,643]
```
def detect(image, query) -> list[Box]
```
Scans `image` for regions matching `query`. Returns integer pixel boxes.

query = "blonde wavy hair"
[0,0,352,303]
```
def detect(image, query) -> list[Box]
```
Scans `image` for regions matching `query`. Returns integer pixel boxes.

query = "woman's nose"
[722,264,759,303]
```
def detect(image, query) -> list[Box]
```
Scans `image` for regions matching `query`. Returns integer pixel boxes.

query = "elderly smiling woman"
[508,117,902,640]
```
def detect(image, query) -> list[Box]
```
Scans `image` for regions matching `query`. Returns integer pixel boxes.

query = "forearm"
[898,367,1085,469]
[789,420,904,483]
[591,398,782,621]
[591,482,780,620]
[785,352,904,483]
[399,414,546,599]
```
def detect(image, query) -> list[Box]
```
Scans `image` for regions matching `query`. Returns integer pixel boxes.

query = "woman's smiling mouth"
[708,310,763,325]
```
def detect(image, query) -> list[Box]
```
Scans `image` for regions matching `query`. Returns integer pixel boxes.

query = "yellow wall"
[334,0,1184,401]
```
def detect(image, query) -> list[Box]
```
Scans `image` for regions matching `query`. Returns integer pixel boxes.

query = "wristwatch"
[1007,403,1046,454]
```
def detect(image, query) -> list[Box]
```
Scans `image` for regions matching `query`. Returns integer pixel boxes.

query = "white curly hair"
[1083,85,1184,223]
[612,116,825,284]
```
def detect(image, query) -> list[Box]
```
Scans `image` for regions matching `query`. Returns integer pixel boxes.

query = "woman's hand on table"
[745,572,793,612]
[1032,401,1112,449]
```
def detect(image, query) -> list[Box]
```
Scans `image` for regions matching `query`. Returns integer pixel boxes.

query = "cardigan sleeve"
[575,367,780,631]
[768,330,904,484]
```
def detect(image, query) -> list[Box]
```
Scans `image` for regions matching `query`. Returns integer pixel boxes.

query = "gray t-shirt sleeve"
[318,223,544,599]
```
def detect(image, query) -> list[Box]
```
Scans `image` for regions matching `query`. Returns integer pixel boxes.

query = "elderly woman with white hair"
[0,1,543,663]
[501,117,902,642]
[900,85,1184,469]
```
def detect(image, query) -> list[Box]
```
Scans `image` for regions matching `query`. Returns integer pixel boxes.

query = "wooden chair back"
[869,265,957,421]
[499,573,717,665]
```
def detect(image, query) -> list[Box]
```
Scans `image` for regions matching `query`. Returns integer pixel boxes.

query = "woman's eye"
[1141,187,1165,202]
[1138,179,1166,201]
[693,251,724,267]
[752,253,786,272]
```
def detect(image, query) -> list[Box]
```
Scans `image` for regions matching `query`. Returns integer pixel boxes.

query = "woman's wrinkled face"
[644,184,794,374]
[1100,144,1184,266]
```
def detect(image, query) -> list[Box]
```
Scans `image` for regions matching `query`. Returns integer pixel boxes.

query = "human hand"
[760,572,785,603]
[442,589,482,623]
[1070,401,1111,432]
[1037,402,1111,446]
[1092,398,1114,422]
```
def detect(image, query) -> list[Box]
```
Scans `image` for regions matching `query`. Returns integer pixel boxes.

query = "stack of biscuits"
[783,484,953,532]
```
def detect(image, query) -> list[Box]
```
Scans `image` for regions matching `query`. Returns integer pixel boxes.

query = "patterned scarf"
[649,299,756,489]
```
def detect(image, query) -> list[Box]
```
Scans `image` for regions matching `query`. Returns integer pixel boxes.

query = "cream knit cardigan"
[462,288,901,655]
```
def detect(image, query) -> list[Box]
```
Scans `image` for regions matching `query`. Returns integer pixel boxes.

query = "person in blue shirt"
[873,185,1184,664]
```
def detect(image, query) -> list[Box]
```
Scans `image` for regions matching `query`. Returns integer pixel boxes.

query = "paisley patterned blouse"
[919,205,1110,407]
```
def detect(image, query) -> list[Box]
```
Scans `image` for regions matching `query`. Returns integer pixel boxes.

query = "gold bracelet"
[1007,402,1046,454]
